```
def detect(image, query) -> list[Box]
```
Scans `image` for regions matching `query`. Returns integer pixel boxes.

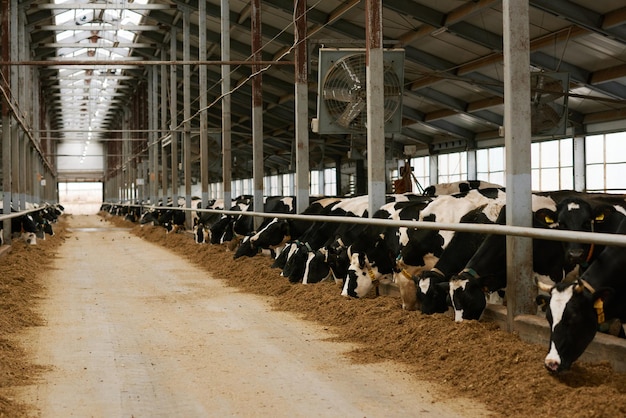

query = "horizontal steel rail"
[0,206,50,222]
[116,202,626,248]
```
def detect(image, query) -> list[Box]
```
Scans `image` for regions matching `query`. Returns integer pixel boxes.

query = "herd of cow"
[0,203,64,245]
[101,180,626,374]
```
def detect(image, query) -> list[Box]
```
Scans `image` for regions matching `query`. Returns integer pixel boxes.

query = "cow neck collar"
[461,267,479,280]
[578,279,605,325]
[582,220,596,267]
[367,267,378,282]
[461,267,490,294]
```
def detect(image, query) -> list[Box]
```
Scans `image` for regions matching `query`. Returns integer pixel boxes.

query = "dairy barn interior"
[2,0,626,383]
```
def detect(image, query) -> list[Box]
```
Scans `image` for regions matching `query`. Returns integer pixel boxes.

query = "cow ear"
[593,205,614,223]
[536,294,550,311]
[534,208,557,227]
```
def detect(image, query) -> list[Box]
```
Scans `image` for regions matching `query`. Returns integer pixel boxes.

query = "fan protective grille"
[315,49,404,134]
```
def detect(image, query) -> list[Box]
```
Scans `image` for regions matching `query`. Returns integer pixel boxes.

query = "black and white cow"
[193,198,228,244]
[412,200,505,313]
[159,208,186,233]
[139,201,172,226]
[447,193,579,323]
[449,192,626,323]
[536,216,626,373]
[551,194,626,271]
[209,196,253,245]
[285,193,425,286]
[280,195,371,284]
[393,188,506,310]
[340,195,439,299]
[275,196,365,282]
[232,196,300,258]
[342,188,505,302]
[233,196,341,259]
[0,206,41,245]
[423,180,504,196]
[276,198,353,283]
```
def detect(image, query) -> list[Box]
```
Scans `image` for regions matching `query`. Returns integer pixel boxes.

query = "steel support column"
[183,7,192,214]
[221,0,232,206]
[251,0,264,228]
[503,0,534,329]
[161,48,169,200]
[170,26,179,203]
[1,0,12,244]
[199,0,209,209]
[366,0,386,216]
[294,0,309,214]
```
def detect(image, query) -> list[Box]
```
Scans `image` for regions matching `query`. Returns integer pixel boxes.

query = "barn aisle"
[16,215,491,417]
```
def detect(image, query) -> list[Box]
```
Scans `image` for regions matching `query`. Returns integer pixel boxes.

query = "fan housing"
[531,72,569,137]
[313,48,404,135]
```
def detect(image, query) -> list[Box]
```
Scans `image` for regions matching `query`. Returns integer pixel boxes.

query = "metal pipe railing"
[0,206,50,222]
[114,202,626,248]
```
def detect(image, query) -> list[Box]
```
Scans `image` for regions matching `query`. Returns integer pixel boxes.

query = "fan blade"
[532,75,565,103]
[338,59,363,86]
[322,87,357,103]
[336,97,366,128]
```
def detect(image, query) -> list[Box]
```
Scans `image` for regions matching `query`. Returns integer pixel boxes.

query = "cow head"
[282,241,313,283]
[400,227,445,267]
[536,279,611,373]
[234,235,261,258]
[342,251,390,298]
[551,198,597,266]
[302,247,332,284]
[272,241,297,270]
[449,270,488,322]
[416,269,450,314]
[251,218,291,249]
[210,215,233,244]
[193,218,207,244]
[305,243,351,286]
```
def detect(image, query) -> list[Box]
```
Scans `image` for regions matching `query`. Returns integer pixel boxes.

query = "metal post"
[221,0,232,207]
[294,0,309,213]
[1,0,11,240]
[170,26,179,205]
[573,133,585,191]
[199,0,209,209]
[365,0,386,215]
[149,66,158,204]
[183,7,191,213]
[161,48,169,200]
[251,0,264,228]
[503,0,533,329]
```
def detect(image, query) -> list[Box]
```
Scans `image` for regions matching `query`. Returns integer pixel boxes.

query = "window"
[438,152,467,183]
[323,168,337,196]
[477,147,505,187]
[586,132,626,193]
[309,171,321,195]
[531,138,573,191]
[268,175,280,196]
[282,173,294,196]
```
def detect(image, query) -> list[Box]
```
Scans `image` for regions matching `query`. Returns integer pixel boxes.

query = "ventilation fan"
[313,48,404,135]
[531,72,569,137]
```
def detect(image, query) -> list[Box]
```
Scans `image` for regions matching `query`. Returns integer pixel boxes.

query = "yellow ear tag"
[594,299,605,324]
[595,213,605,221]
[545,215,554,224]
